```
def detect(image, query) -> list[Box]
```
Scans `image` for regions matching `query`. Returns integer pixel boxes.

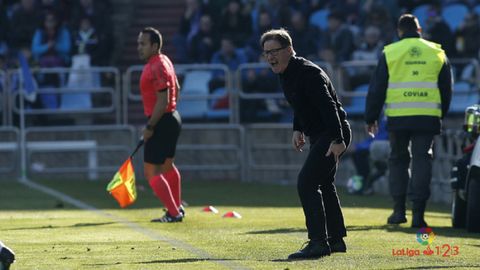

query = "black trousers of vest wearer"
[297,127,351,241]
[388,131,434,203]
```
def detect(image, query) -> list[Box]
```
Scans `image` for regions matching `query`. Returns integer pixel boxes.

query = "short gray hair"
[260,28,293,48]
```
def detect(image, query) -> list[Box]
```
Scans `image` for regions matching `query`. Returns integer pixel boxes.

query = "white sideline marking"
[20,179,249,270]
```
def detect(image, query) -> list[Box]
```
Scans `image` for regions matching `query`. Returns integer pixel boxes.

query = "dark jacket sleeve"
[304,69,344,140]
[293,113,302,132]
[365,53,388,124]
[438,57,453,118]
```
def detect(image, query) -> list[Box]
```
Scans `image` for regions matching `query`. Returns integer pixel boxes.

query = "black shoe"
[411,214,428,228]
[287,240,331,260]
[151,212,183,223]
[387,211,407,224]
[328,238,347,253]
[0,244,15,270]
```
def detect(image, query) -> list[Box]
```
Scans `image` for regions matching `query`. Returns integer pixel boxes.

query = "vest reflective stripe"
[386,88,441,102]
[384,38,445,117]
[388,82,437,89]
[387,102,441,109]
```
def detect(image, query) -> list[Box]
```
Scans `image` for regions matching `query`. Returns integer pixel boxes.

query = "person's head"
[260,28,294,74]
[397,14,421,38]
[327,10,345,32]
[258,10,272,32]
[226,0,241,14]
[199,14,212,32]
[220,36,235,56]
[137,27,162,61]
[364,25,381,46]
[42,11,59,32]
[20,0,35,11]
[290,11,306,31]
[79,16,93,31]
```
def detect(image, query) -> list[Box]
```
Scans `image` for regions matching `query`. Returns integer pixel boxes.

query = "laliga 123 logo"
[416,227,435,246]
[392,227,460,257]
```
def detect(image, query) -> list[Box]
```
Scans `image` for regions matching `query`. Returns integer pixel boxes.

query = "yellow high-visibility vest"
[384,38,446,117]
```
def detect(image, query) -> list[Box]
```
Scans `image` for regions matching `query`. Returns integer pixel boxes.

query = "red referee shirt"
[140,54,178,117]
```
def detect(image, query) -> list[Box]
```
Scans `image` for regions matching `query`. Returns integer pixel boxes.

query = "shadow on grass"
[4,222,115,231]
[391,265,480,270]
[246,225,480,239]
[136,258,235,264]
[247,228,306,235]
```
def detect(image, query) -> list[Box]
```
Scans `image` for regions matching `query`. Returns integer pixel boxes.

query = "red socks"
[164,166,181,207]
[149,174,180,217]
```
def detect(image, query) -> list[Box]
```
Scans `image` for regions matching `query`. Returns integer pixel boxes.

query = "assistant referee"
[137,27,183,223]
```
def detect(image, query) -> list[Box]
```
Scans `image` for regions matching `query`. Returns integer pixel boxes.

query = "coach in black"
[260,28,351,260]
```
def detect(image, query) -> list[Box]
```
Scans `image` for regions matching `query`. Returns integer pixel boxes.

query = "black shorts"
[144,111,182,164]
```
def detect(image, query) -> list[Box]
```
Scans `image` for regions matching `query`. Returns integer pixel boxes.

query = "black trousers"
[388,131,434,202]
[298,125,351,241]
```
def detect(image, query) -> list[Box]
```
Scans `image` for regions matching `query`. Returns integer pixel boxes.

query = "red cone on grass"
[202,206,219,213]
[223,211,242,218]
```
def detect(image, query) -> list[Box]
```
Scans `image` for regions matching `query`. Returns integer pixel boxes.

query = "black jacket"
[365,32,453,134]
[279,56,349,142]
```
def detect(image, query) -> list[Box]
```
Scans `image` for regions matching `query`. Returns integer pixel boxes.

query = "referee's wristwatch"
[145,124,155,131]
[332,138,344,144]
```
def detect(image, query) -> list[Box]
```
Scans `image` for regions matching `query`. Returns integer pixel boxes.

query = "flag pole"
[130,137,144,159]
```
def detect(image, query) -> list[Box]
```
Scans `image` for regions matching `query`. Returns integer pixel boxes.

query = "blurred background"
[1,0,479,204]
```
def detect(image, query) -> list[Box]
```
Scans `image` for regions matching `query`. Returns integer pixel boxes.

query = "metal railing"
[0,70,6,125]
[7,66,121,126]
[235,61,333,123]
[23,125,136,180]
[123,64,235,124]
[0,127,20,178]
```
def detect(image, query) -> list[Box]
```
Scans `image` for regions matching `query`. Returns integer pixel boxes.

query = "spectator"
[349,117,389,195]
[188,14,219,63]
[348,25,383,89]
[8,0,42,48]
[218,0,252,47]
[0,1,9,55]
[244,9,273,62]
[175,0,204,63]
[318,10,355,65]
[288,11,320,59]
[361,4,395,45]
[256,0,291,28]
[179,0,203,42]
[423,4,455,57]
[70,0,113,66]
[455,12,480,59]
[72,16,100,63]
[211,36,248,72]
[31,10,71,112]
[32,11,71,66]
[209,36,248,107]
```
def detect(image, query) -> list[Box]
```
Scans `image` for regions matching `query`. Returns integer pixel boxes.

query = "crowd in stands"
[175,0,480,65]
[0,0,114,125]
[172,0,480,122]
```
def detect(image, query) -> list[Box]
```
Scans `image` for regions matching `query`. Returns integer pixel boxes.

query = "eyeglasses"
[262,46,287,57]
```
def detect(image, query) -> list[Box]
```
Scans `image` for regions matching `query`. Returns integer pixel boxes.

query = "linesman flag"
[107,139,144,208]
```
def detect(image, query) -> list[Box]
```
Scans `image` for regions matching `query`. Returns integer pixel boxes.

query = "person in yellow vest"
[365,14,452,228]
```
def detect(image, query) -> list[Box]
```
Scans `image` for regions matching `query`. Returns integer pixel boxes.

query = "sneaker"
[328,238,347,253]
[0,244,15,270]
[287,240,331,260]
[387,211,407,225]
[179,205,186,217]
[151,212,183,223]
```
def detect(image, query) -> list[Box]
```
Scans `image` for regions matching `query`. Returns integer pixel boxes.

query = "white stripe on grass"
[20,179,249,270]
